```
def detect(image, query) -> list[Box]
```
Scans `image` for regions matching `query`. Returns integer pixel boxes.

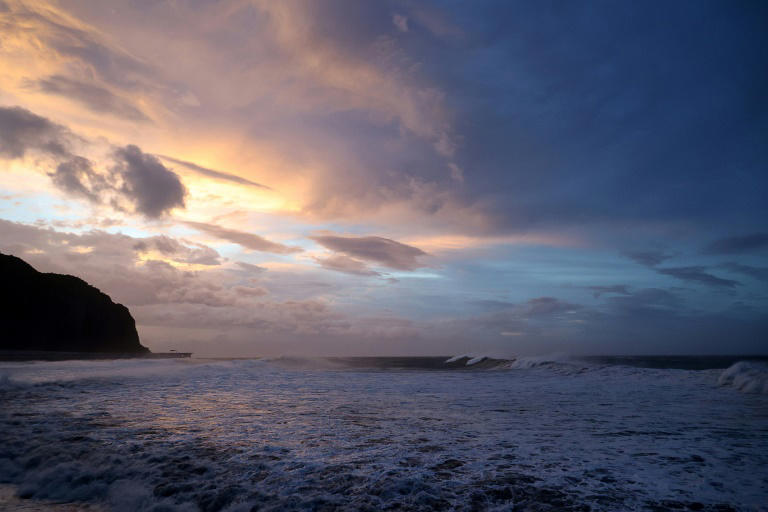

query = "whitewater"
[0,357,766,511]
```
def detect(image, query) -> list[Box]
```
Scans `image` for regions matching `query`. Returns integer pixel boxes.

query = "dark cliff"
[0,253,148,353]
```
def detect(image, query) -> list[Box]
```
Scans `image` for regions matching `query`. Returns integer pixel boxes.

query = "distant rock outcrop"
[0,253,148,353]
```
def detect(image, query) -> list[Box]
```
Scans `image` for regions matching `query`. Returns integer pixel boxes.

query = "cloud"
[112,145,186,218]
[236,261,268,274]
[255,1,456,156]
[0,106,71,158]
[622,250,671,267]
[3,0,767,240]
[604,288,683,315]
[704,233,768,254]
[622,249,742,289]
[720,262,768,282]
[2,2,768,356]
[311,234,428,271]
[0,106,185,219]
[587,285,630,298]
[0,0,155,91]
[133,235,221,266]
[48,156,112,203]
[158,155,272,190]
[437,296,585,349]
[0,219,230,306]
[656,266,740,288]
[2,218,765,356]
[524,297,581,317]
[184,221,301,254]
[0,221,293,336]
[392,14,408,32]
[233,285,268,297]
[312,254,381,277]
[34,75,149,121]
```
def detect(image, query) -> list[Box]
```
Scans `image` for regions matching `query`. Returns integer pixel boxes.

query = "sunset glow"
[1,0,766,356]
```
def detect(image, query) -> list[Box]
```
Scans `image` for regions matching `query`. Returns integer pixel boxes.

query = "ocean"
[0,356,767,511]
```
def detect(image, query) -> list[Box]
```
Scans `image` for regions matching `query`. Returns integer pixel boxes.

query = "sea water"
[0,356,766,511]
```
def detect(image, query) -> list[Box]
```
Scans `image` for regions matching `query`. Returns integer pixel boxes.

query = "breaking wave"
[502,353,574,369]
[718,361,768,394]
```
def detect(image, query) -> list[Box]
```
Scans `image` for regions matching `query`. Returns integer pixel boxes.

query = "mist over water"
[1,357,767,511]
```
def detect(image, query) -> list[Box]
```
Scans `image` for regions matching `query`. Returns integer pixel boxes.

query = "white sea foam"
[718,361,768,394]
[465,356,487,366]
[0,358,268,389]
[0,358,766,510]
[505,353,573,369]
[0,372,23,391]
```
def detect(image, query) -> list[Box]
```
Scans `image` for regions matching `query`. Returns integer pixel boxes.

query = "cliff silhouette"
[0,253,148,353]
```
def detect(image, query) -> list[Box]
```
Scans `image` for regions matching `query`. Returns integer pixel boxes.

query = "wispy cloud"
[622,250,671,267]
[33,75,149,121]
[622,248,741,288]
[720,262,768,282]
[184,221,301,254]
[655,266,740,288]
[587,285,630,298]
[159,155,272,190]
[312,254,381,277]
[311,234,428,271]
[704,233,768,254]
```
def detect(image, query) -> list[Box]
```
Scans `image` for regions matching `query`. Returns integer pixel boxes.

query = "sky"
[0,0,766,357]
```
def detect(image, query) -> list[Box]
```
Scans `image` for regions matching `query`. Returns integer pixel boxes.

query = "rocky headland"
[0,252,149,355]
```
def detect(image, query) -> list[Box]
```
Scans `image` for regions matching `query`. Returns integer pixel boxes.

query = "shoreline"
[0,351,191,362]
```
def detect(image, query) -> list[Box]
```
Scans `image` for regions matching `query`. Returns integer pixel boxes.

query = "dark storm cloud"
[112,145,186,218]
[622,251,671,268]
[311,235,428,271]
[312,254,381,277]
[704,233,768,254]
[655,266,740,288]
[0,106,71,158]
[422,1,768,233]
[34,75,149,121]
[158,155,272,190]
[184,221,301,254]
